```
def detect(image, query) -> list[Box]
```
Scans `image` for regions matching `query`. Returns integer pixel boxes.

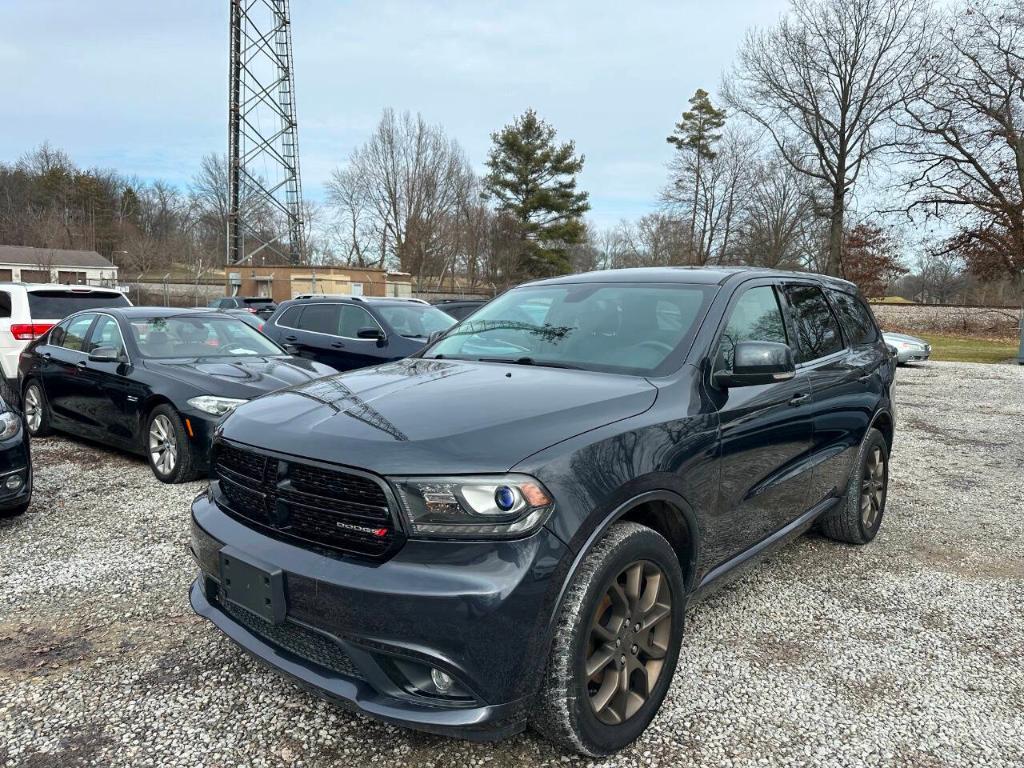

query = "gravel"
[1,360,1022,767]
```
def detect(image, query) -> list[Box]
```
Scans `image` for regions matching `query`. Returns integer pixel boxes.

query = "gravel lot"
[1,361,1022,768]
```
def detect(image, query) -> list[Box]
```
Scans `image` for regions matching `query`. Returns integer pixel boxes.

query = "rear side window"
[59,314,97,352]
[828,290,878,345]
[716,285,788,371]
[275,306,304,328]
[784,285,845,362]
[0,292,10,319]
[298,303,341,335]
[27,290,129,320]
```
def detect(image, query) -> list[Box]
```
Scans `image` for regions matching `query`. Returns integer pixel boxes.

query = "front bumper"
[189,492,570,740]
[896,346,931,363]
[0,422,31,509]
[179,411,221,473]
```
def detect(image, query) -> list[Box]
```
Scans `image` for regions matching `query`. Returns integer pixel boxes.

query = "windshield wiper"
[478,356,582,370]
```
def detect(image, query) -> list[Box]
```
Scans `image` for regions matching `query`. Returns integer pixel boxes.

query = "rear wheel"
[819,427,889,544]
[23,381,53,437]
[531,522,685,756]
[146,405,197,484]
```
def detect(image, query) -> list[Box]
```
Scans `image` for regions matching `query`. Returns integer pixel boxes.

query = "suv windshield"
[127,315,284,359]
[425,283,715,375]
[375,304,455,339]
[28,290,129,319]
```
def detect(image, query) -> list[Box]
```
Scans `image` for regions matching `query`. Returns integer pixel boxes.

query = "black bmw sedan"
[18,308,335,483]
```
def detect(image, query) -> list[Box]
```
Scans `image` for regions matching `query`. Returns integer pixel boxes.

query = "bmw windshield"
[127,315,285,359]
[423,283,716,375]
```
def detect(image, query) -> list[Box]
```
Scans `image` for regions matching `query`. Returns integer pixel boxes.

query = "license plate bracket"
[218,546,286,625]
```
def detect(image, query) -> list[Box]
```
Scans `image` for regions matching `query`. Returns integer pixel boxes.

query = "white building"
[0,245,119,286]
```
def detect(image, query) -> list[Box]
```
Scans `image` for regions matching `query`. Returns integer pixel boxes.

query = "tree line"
[0,0,1020,304]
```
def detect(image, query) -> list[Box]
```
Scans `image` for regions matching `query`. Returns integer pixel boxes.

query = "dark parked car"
[19,308,334,483]
[189,268,895,755]
[0,394,31,518]
[220,308,268,333]
[262,296,455,371]
[431,298,487,321]
[208,296,277,318]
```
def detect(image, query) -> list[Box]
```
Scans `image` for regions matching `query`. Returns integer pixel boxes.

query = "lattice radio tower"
[228,0,304,265]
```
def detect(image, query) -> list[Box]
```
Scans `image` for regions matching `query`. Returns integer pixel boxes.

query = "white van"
[0,284,131,401]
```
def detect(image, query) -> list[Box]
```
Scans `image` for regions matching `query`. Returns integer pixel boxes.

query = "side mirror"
[357,326,386,342]
[714,341,796,388]
[88,346,122,363]
[887,344,899,358]
[282,343,300,355]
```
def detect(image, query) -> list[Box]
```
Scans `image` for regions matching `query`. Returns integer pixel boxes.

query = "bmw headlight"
[187,396,248,416]
[0,411,20,440]
[390,474,554,538]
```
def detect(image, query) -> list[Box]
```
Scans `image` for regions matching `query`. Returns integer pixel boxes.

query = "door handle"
[284,335,297,342]
[788,393,810,406]
[330,342,345,349]
[76,360,87,368]
[41,352,51,360]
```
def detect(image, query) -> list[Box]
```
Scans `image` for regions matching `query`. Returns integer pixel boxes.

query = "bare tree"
[326,109,475,282]
[899,0,1024,302]
[614,213,690,268]
[725,0,932,275]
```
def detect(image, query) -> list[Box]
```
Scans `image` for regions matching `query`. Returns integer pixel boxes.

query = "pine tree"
[484,109,590,279]
[666,89,727,258]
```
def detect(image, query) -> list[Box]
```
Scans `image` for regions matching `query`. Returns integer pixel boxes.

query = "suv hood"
[219,358,658,474]
[144,356,335,398]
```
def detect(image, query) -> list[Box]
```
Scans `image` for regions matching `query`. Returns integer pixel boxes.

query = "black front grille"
[215,595,363,680]
[213,441,398,559]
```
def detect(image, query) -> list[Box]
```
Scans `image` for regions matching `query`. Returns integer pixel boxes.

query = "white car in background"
[0,283,131,401]
[883,331,932,364]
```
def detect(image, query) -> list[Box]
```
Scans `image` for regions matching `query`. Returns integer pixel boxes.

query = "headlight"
[0,411,20,440]
[390,474,554,539]
[187,396,248,416]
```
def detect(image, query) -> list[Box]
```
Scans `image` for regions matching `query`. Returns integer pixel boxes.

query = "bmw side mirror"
[88,346,122,363]
[357,326,386,342]
[714,341,796,388]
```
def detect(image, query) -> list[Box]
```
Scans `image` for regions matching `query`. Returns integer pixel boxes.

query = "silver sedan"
[883,332,932,364]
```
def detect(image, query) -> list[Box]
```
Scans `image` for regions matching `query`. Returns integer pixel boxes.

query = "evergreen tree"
[666,89,727,257]
[484,109,589,279]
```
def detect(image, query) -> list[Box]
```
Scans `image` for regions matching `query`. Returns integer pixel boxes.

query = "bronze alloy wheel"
[860,444,886,530]
[585,560,673,725]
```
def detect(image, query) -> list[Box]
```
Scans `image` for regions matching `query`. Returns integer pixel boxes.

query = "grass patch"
[917,333,1021,364]
[870,296,916,304]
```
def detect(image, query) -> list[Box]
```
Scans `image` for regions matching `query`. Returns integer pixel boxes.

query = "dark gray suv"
[189,267,896,755]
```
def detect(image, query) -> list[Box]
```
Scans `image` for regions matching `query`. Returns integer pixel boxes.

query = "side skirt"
[690,494,840,600]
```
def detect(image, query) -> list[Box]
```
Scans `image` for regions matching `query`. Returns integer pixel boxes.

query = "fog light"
[430,668,453,694]
[5,474,22,491]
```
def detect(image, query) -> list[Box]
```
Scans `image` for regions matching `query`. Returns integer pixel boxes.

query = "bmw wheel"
[23,381,53,437]
[532,522,685,756]
[146,405,197,484]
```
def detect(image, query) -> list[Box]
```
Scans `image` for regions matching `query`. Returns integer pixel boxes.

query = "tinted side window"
[716,285,788,371]
[60,314,97,352]
[828,290,878,345]
[276,306,304,328]
[298,304,341,335]
[0,291,10,319]
[339,305,378,337]
[784,285,845,362]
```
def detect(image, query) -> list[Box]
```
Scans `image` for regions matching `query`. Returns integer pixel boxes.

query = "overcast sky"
[0,0,791,229]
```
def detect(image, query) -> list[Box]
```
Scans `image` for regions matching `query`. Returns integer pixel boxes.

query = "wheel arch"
[137,394,175,447]
[548,489,700,633]
[869,409,894,452]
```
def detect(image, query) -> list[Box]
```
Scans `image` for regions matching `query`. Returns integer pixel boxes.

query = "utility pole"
[227,0,305,266]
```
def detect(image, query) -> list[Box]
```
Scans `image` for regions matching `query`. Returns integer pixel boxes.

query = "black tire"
[146,405,197,484]
[819,427,889,544]
[531,522,685,756]
[22,380,53,437]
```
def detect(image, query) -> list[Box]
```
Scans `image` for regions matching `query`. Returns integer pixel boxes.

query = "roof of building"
[0,245,117,269]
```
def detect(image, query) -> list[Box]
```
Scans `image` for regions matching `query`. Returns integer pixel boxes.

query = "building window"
[19,269,51,283]
[58,270,88,285]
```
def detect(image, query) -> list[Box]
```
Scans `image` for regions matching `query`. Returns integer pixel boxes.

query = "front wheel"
[146,405,197,484]
[531,522,685,756]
